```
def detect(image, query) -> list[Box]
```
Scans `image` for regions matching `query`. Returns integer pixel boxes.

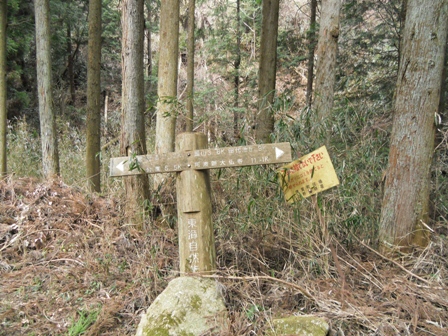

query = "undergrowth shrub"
[7,117,41,178]
[58,116,87,186]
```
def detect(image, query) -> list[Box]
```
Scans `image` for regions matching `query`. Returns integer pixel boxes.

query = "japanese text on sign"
[187,218,199,273]
[110,142,291,177]
[278,146,339,202]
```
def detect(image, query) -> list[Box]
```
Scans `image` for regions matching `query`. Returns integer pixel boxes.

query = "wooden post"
[176,133,215,274]
[110,133,292,275]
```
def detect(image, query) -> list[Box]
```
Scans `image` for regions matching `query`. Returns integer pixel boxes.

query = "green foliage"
[66,306,100,336]
[13,90,30,109]
[102,0,122,86]
[6,1,34,57]
[50,0,88,81]
[204,0,260,74]
[6,1,35,117]
[127,151,144,173]
[3,0,447,249]
[277,28,307,68]
[338,0,403,105]
[245,303,263,321]
[158,96,184,118]
[4,0,123,119]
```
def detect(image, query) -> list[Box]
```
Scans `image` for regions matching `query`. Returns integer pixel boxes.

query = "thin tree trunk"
[67,24,75,105]
[104,91,108,125]
[435,43,447,158]
[185,0,195,132]
[313,0,342,123]
[121,0,150,228]
[233,0,241,141]
[154,0,179,186]
[306,0,317,109]
[145,0,152,96]
[397,0,408,72]
[379,0,448,252]
[255,0,279,144]
[35,0,60,179]
[86,0,102,192]
[0,0,6,175]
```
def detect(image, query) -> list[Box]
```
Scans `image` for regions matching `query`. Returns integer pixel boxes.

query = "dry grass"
[0,176,447,335]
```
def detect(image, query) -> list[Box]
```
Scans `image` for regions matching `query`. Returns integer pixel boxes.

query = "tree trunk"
[379,0,448,252]
[154,0,179,186]
[0,0,6,175]
[144,0,152,96]
[86,0,102,192]
[185,0,195,132]
[234,0,241,141]
[35,0,60,179]
[255,0,279,144]
[66,24,75,105]
[396,0,408,72]
[306,0,317,110]
[121,0,150,228]
[313,0,342,123]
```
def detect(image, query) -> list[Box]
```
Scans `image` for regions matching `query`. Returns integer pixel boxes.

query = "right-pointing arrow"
[275,147,285,159]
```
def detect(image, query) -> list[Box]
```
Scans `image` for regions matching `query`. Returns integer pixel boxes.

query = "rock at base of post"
[135,277,228,336]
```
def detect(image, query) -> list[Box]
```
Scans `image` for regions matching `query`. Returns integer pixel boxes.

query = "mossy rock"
[135,277,227,336]
[266,315,329,336]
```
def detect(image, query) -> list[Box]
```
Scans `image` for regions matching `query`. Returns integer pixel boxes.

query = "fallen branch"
[353,235,432,285]
[197,273,316,302]
[35,258,85,267]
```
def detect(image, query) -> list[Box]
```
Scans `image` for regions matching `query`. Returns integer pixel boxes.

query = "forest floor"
[0,177,447,335]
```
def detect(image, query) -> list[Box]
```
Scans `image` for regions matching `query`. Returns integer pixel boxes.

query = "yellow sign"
[278,146,339,202]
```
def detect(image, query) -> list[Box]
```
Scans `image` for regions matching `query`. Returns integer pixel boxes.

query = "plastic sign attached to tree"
[278,146,339,203]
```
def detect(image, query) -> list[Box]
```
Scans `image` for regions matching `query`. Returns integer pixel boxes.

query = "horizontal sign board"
[278,145,339,202]
[110,142,292,177]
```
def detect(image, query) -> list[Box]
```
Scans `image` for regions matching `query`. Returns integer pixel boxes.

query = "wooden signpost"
[110,132,292,274]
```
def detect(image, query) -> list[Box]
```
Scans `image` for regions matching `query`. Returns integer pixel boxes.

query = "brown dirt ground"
[0,177,447,335]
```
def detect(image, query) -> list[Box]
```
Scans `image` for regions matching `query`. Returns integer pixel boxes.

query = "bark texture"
[255,0,279,143]
[144,2,152,95]
[0,0,6,175]
[234,0,241,140]
[154,0,179,188]
[35,0,60,178]
[86,0,102,192]
[379,0,448,251]
[67,25,75,104]
[121,0,150,228]
[306,0,317,109]
[185,0,195,132]
[313,0,342,123]
[155,0,179,154]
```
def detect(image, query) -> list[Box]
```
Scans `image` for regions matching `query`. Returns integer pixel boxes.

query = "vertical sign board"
[175,133,215,274]
[110,134,292,274]
[278,146,339,202]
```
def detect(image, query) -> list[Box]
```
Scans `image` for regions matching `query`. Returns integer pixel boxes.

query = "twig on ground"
[335,240,384,290]
[35,258,85,267]
[352,235,432,285]
[197,273,316,302]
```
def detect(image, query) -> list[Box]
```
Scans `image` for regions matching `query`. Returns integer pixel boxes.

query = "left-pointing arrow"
[117,161,125,172]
